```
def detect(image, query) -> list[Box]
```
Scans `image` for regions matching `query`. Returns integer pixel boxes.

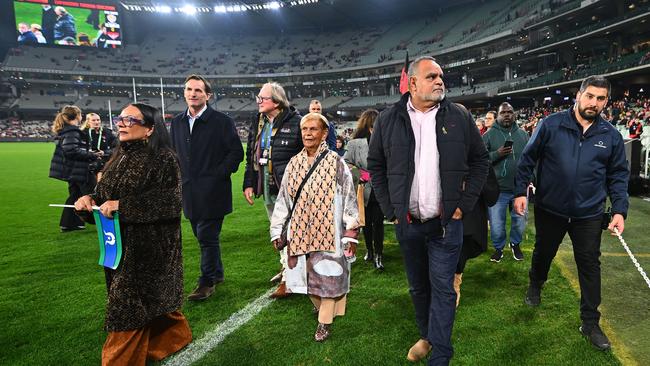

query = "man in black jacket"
[170,74,244,301]
[367,56,488,365]
[243,82,303,298]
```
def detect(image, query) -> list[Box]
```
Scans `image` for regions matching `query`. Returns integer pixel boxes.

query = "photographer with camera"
[514,76,629,351]
[81,112,116,180]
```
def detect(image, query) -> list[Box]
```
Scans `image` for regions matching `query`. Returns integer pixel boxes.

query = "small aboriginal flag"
[399,51,410,95]
[93,210,122,269]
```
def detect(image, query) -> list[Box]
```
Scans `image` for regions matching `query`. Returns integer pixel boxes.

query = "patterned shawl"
[286,142,338,256]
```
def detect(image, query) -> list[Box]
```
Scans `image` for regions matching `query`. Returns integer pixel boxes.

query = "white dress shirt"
[407,97,442,220]
[187,104,208,134]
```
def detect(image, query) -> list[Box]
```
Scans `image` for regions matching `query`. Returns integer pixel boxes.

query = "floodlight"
[181,5,197,15]
[267,1,281,10]
[214,5,226,13]
[156,5,172,13]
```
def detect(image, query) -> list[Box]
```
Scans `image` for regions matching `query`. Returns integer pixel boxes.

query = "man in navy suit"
[170,74,244,301]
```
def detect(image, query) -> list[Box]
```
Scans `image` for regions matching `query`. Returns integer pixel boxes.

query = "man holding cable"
[514,75,629,351]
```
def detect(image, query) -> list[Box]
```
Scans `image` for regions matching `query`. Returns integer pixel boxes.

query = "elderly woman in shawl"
[270,112,360,342]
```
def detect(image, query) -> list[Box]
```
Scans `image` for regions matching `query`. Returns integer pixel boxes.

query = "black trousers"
[60,181,85,228]
[530,206,603,325]
[60,175,96,229]
[363,192,385,256]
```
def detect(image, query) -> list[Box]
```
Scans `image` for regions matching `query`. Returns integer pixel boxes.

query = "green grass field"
[14,2,104,44]
[0,142,647,365]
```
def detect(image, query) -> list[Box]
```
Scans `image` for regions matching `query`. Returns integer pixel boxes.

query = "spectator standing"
[344,109,385,270]
[309,99,337,150]
[48,105,101,232]
[482,102,530,262]
[484,110,497,130]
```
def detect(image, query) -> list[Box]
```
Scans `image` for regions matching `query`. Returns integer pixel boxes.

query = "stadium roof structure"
[117,0,465,28]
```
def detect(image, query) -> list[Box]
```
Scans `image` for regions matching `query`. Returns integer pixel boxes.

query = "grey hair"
[407,56,438,78]
[300,112,329,129]
[263,82,290,109]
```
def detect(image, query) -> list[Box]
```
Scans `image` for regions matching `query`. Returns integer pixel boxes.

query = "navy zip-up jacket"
[514,108,629,220]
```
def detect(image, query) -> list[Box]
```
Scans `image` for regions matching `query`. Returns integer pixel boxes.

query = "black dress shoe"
[524,284,541,306]
[374,255,384,270]
[580,324,611,351]
[61,226,85,232]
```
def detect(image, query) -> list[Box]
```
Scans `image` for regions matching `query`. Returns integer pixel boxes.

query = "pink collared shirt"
[407,97,442,220]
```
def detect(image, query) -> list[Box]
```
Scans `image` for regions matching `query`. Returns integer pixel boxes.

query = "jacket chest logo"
[593,141,607,149]
[280,140,289,146]
[280,128,291,133]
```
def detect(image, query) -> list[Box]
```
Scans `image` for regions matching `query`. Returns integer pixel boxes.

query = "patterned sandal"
[314,323,330,342]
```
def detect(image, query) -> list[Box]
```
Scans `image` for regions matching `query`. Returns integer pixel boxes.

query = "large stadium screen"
[14,0,123,48]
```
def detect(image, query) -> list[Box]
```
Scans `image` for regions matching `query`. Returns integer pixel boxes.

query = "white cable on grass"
[614,228,650,289]
[164,288,276,366]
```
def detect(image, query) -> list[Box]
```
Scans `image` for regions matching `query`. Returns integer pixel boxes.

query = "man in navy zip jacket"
[514,75,628,351]
[368,56,488,365]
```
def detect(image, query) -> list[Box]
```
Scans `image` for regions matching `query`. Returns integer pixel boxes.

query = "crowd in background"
[4,95,649,141]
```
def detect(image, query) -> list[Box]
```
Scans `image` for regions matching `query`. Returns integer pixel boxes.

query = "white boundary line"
[164,288,276,366]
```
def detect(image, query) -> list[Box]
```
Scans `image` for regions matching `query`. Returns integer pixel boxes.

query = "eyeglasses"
[113,115,146,127]
[256,95,273,104]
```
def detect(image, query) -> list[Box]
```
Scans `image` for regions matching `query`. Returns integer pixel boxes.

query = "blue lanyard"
[261,122,272,150]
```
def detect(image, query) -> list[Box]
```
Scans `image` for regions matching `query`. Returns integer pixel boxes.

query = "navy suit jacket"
[170,105,244,220]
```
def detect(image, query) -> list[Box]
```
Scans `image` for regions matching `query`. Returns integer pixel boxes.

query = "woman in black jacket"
[49,105,101,232]
[81,112,117,180]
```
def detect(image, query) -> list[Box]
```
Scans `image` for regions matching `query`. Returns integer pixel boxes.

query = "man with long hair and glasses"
[170,74,244,301]
[243,82,303,298]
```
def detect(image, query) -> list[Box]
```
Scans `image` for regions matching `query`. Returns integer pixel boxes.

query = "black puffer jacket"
[243,106,303,195]
[49,124,98,183]
[367,93,489,225]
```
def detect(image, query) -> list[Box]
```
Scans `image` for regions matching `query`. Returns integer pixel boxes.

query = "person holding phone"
[482,102,530,262]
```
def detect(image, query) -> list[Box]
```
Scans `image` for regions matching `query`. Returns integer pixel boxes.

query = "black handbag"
[275,150,328,251]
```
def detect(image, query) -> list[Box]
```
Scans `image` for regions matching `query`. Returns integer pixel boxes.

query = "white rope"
[613,228,650,289]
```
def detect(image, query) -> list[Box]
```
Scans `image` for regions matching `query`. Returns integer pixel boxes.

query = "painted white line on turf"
[164,288,276,366]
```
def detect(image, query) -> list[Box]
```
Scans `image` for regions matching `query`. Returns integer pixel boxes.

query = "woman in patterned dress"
[270,112,361,342]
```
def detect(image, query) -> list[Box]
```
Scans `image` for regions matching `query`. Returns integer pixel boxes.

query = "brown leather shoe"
[406,338,432,362]
[454,273,463,308]
[187,285,215,301]
[314,323,330,342]
[269,282,291,299]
